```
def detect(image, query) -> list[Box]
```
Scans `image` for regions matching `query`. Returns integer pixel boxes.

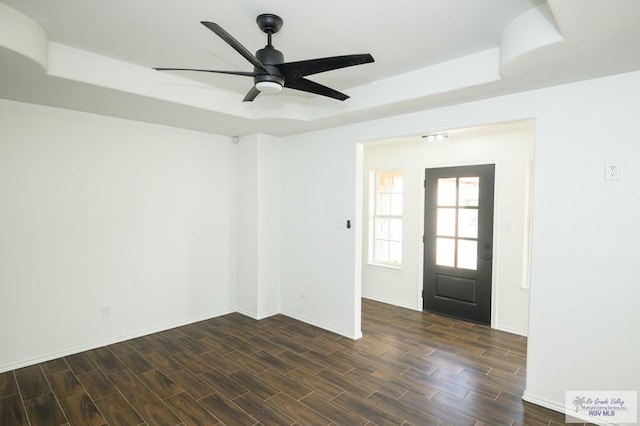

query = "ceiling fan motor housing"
[255,46,284,86]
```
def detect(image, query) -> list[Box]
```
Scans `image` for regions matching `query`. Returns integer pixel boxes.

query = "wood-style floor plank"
[40,359,68,376]
[264,392,330,425]
[331,390,403,426]
[196,351,242,375]
[58,392,107,426]
[126,336,159,355]
[138,369,181,400]
[255,369,312,400]
[0,372,18,398]
[251,350,296,374]
[14,366,50,400]
[93,391,143,426]
[0,299,570,426]
[143,351,184,375]
[198,393,257,425]
[171,351,212,375]
[164,392,220,426]
[199,369,248,400]
[107,369,180,426]
[117,351,153,375]
[64,352,97,375]
[284,368,343,399]
[22,393,67,426]
[76,369,117,400]
[228,369,279,400]
[233,392,295,425]
[366,391,442,425]
[0,393,28,425]
[166,369,213,400]
[87,347,126,374]
[300,392,370,426]
[315,368,376,400]
[46,369,84,400]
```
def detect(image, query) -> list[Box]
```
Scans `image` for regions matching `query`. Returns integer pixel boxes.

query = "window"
[370,171,403,267]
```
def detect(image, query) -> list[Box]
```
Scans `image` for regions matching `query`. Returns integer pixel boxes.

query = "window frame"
[368,170,404,268]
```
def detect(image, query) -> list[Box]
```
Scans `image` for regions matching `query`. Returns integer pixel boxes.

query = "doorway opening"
[360,119,534,335]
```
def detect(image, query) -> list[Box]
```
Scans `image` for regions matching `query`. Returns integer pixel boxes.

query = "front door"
[423,164,495,324]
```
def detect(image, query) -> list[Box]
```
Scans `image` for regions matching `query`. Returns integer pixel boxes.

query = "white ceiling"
[1,0,640,136]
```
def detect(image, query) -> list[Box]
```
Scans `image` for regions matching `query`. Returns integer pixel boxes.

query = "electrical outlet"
[101,305,111,319]
[605,163,620,181]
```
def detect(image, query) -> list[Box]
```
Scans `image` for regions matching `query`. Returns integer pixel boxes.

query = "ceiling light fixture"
[422,133,448,142]
[255,81,283,94]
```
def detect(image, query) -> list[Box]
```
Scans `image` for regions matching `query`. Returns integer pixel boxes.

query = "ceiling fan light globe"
[255,81,282,94]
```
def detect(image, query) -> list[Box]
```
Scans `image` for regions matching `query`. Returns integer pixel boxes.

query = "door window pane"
[458,209,478,238]
[437,178,457,206]
[436,208,456,237]
[436,238,455,267]
[457,239,477,270]
[458,177,479,207]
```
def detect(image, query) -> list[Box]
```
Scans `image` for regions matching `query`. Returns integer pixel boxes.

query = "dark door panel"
[423,164,495,324]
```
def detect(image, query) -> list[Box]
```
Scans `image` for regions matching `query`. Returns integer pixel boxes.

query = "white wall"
[279,70,640,414]
[523,75,640,411]
[279,131,362,338]
[256,134,282,319]
[236,135,259,316]
[362,121,534,335]
[236,134,282,319]
[0,99,236,371]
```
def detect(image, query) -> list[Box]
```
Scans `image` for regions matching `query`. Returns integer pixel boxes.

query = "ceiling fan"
[154,14,374,102]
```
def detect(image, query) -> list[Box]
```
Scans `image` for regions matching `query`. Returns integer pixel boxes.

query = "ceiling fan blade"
[284,78,349,101]
[200,21,271,75]
[154,68,255,76]
[243,86,261,102]
[280,54,374,80]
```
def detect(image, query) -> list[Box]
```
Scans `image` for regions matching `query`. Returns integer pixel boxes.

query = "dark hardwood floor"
[0,299,570,425]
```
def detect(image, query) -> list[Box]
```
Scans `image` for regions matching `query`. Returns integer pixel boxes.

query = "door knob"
[480,254,491,261]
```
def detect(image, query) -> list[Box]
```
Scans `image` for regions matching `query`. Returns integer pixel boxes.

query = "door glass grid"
[435,177,479,270]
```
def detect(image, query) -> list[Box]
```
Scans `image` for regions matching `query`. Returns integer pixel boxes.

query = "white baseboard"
[522,390,566,414]
[280,310,362,340]
[235,308,258,320]
[235,308,280,321]
[0,308,234,373]
[256,309,280,320]
[522,390,622,426]
[362,295,422,312]
[494,323,528,337]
